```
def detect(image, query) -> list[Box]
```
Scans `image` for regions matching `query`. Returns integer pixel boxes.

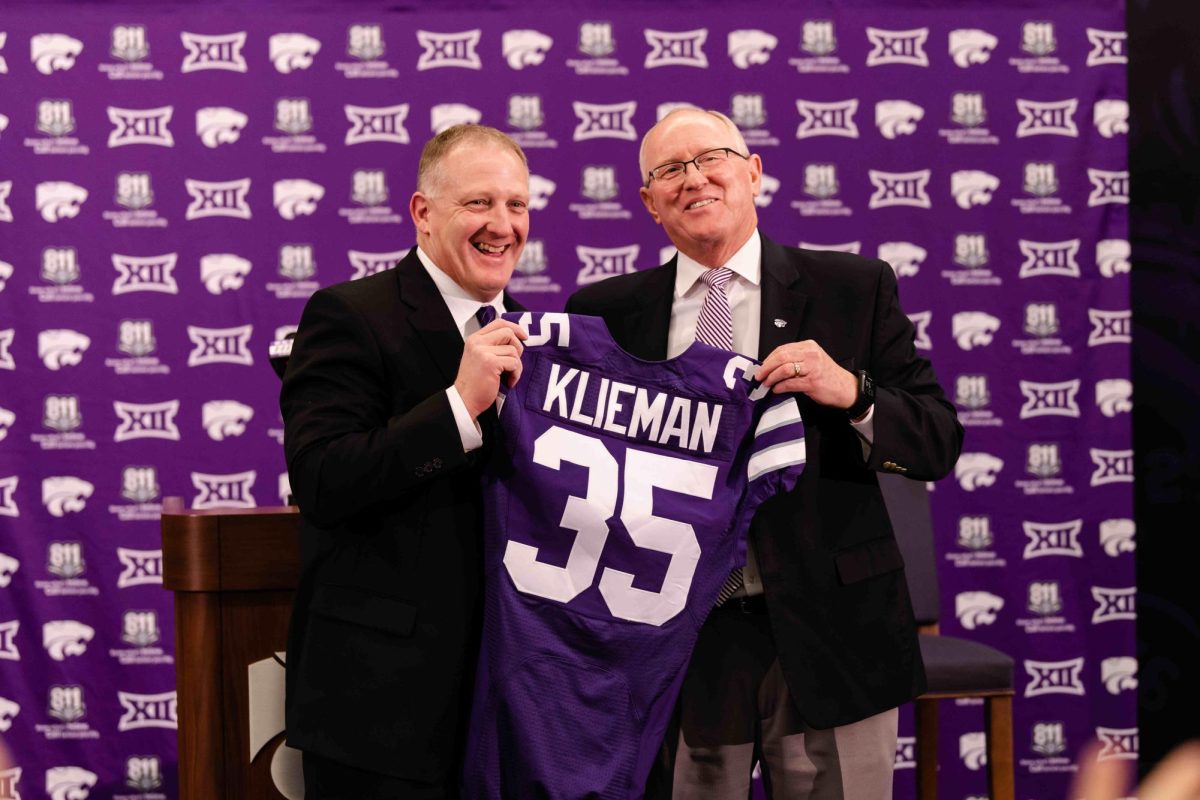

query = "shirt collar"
[417,246,504,333]
[674,229,762,299]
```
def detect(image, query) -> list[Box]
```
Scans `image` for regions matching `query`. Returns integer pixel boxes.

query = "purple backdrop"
[0,2,1131,798]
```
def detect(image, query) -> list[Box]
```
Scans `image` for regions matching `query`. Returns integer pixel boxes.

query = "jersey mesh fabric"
[462,312,806,800]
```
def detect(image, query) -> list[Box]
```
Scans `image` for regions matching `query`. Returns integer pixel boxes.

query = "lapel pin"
[773,318,787,328]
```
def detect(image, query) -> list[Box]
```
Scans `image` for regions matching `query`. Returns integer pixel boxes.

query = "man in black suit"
[281,124,530,799]
[567,108,963,798]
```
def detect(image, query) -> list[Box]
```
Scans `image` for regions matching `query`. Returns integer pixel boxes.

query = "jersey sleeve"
[730,394,806,564]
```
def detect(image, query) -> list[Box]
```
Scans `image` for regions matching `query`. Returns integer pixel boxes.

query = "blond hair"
[417,124,528,195]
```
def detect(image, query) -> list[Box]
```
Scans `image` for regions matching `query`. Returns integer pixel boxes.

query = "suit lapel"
[757,234,809,359]
[619,260,676,361]
[395,249,463,386]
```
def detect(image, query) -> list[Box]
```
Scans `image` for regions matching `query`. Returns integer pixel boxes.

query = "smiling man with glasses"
[567,107,963,799]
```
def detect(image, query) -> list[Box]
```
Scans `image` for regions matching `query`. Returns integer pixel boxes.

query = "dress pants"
[669,598,899,800]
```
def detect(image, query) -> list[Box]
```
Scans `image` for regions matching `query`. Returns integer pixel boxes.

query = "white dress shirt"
[665,231,874,596]
[417,247,505,452]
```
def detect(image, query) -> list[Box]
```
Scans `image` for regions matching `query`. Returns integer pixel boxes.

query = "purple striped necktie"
[693,267,745,605]
[476,305,498,328]
[694,267,734,350]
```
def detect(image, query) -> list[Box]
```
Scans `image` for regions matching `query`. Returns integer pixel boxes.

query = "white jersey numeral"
[503,425,717,626]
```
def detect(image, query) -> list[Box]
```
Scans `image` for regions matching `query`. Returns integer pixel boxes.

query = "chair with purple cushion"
[878,473,1015,800]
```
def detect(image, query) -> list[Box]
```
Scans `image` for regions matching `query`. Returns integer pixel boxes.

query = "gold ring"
[792,361,801,378]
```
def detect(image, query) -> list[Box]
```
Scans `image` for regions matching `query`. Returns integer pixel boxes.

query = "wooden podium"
[162,503,303,799]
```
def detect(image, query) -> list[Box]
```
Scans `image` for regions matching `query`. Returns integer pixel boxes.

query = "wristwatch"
[846,370,875,421]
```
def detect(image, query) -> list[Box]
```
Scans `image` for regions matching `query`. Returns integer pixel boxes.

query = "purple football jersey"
[462,312,806,799]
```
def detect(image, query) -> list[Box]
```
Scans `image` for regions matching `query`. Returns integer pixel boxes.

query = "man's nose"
[681,160,709,189]
[483,204,514,235]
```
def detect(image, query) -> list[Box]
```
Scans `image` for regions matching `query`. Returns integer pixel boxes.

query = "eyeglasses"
[645,147,749,186]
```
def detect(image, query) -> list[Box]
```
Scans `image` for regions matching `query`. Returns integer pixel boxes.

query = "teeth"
[474,242,507,254]
[687,199,716,210]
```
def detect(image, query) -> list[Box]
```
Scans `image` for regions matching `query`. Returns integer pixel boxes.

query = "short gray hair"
[417,124,528,195]
[638,107,750,179]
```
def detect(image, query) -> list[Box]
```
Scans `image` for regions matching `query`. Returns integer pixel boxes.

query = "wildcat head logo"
[955,453,1003,491]
[1100,519,1136,556]
[952,312,1000,350]
[200,254,252,295]
[0,551,20,587]
[948,29,997,68]
[269,33,320,73]
[503,29,552,70]
[1096,379,1132,417]
[727,29,776,69]
[0,261,11,293]
[41,477,94,517]
[1096,239,1130,278]
[1101,657,1137,695]
[43,620,94,660]
[273,179,325,220]
[951,171,999,210]
[431,103,482,134]
[38,329,90,370]
[196,107,248,148]
[955,591,1003,630]
[959,732,987,770]
[45,766,98,800]
[875,100,924,140]
[31,33,83,74]
[202,400,254,441]
[755,174,780,208]
[36,182,88,223]
[528,175,556,211]
[878,242,926,278]
[1094,99,1129,138]
[0,695,20,732]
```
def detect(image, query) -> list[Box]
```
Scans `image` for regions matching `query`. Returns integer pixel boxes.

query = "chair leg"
[985,694,1014,800]
[915,698,939,800]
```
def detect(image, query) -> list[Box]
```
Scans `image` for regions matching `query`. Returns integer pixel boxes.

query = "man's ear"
[639,187,662,225]
[747,153,763,197]
[410,192,430,234]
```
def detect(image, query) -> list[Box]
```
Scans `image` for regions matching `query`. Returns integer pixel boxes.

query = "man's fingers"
[505,358,524,387]
[479,319,529,340]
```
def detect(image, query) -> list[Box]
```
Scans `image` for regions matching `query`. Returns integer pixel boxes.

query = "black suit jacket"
[565,234,963,728]
[280,248,520,780]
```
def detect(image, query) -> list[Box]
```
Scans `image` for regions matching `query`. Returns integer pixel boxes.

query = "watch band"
[846,370,875,420]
